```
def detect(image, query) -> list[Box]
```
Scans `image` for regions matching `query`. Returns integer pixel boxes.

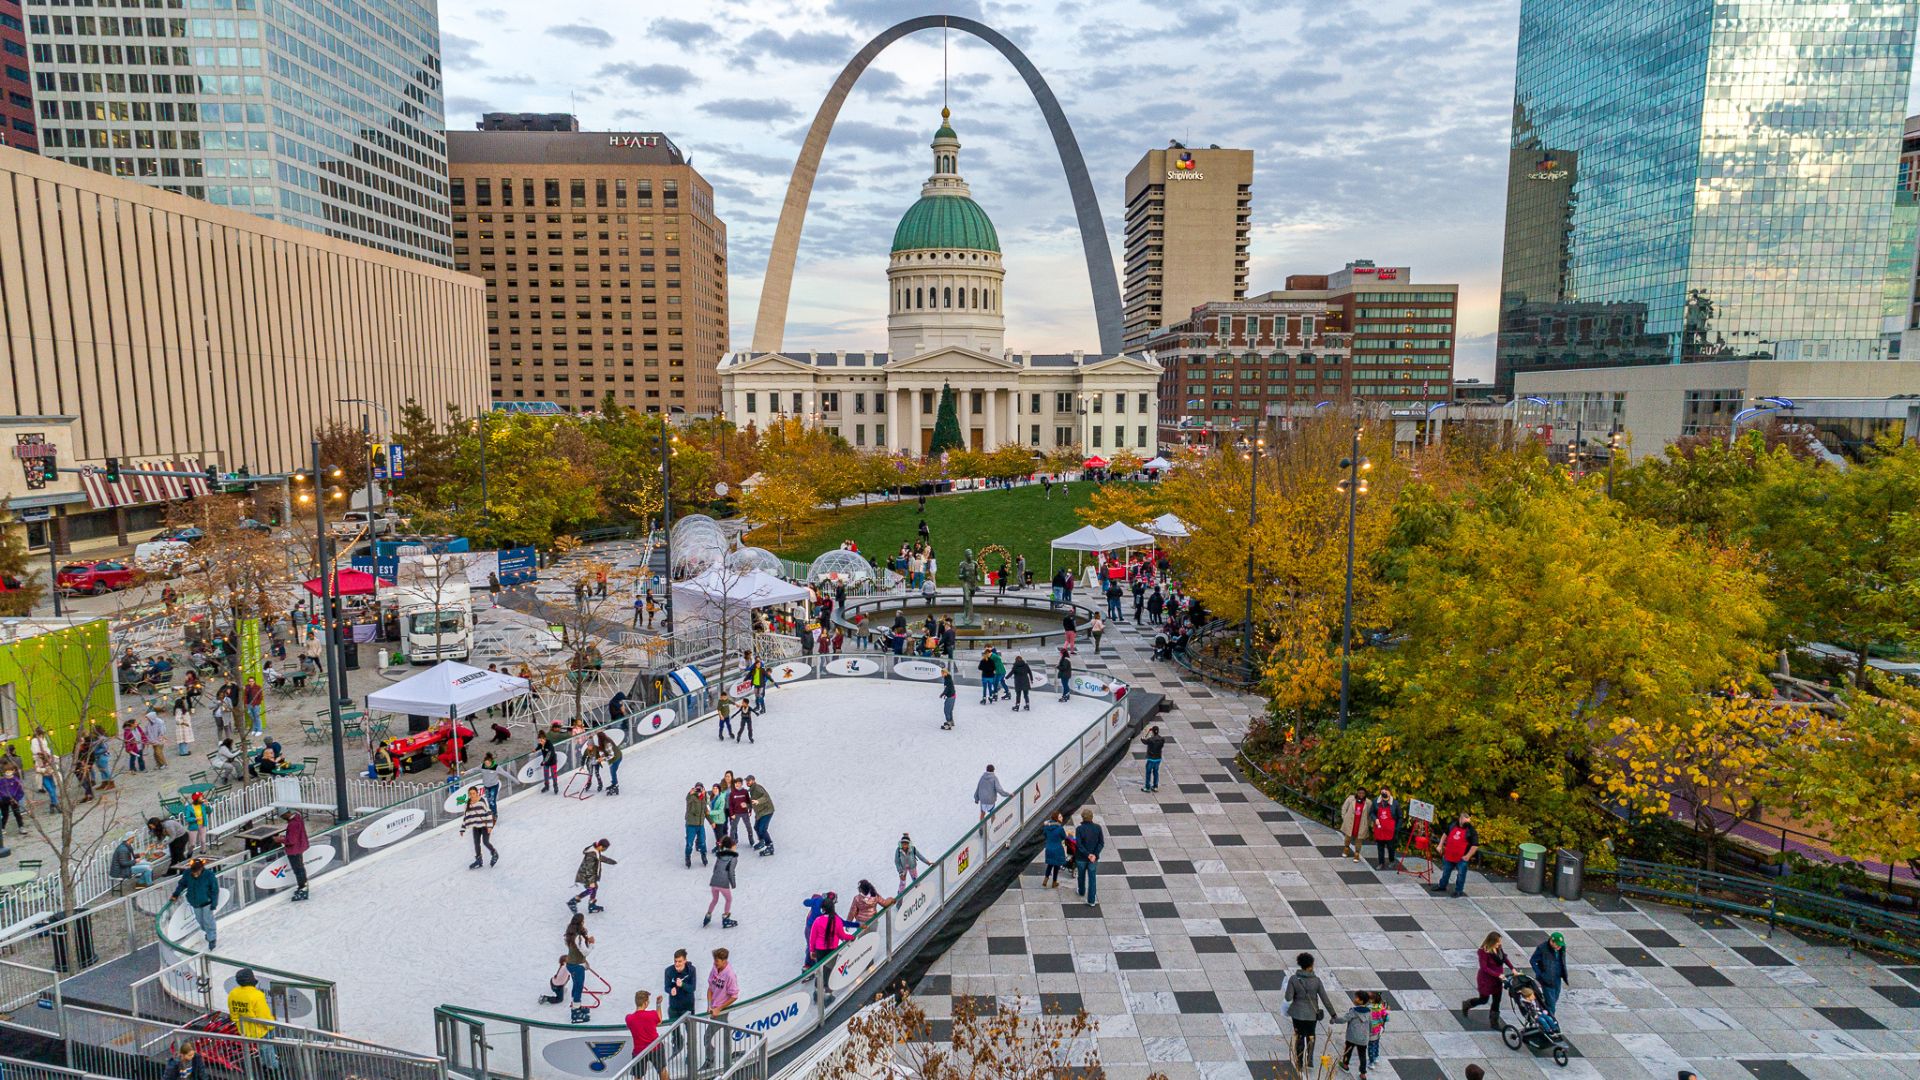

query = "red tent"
[302,569,390,597]
[1083,456,1109,469]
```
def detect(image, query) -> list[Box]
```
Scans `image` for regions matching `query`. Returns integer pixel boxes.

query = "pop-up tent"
[366,660,530,719]
[1141,512,1190,538]
[1141,456,1173,474]
[1096,522,1154,548]
[1049,522,1155,578]
[302,569,390,597]
[671,567,810,624]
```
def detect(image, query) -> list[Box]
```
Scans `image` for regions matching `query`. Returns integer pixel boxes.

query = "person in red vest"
[1431,811,1480,897]
[1371,789,1398,870]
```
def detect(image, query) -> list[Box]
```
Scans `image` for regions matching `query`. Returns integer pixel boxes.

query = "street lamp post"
[1238,436,1264,680]
[1605,426,1624,497]
[659,422,675,635]
[308,440,350,824]
[1336,425,1370,730]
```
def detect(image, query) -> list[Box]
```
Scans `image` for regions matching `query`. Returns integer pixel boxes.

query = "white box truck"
[386,555,473,662]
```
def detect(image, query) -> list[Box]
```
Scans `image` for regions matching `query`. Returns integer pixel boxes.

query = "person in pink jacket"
[1461,931,1514,1028]
[280,810,312,902]
[805,893,855,969]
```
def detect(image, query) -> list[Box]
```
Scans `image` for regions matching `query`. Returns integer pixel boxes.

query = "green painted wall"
[0,621,118,757]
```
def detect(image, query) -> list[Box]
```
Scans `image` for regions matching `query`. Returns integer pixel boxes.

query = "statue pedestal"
[953,613,982,629]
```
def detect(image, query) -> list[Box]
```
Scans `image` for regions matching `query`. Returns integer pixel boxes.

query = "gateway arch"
[750,15,1125,356]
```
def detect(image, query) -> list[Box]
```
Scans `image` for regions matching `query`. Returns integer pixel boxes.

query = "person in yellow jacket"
[226,968,279,1071]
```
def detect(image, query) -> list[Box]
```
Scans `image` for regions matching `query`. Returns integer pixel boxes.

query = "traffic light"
[103,458,120,483]
[39,455,56,483]
[205,466,219,488]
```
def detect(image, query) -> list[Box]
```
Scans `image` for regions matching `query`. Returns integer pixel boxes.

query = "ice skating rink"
[213,676,1111,1054]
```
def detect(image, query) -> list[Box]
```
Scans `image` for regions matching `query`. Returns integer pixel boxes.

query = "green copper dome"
[891,194,1000,254]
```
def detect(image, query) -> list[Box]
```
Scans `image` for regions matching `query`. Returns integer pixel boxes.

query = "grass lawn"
[755,483,1103,574]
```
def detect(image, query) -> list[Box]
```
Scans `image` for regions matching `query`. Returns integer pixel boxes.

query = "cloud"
[545,22,614,48]
[651,17,719,46]
[487,72,537,86]
[812,120,917,153]
[441,32,487,70]
[445,95,496,120]
[595,63,701,93]
[735,28,857,65]
[699,98,804,124]
[824,0,984,26]
[706,145,799,176]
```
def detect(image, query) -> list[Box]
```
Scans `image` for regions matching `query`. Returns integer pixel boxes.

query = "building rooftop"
[446,130,687,166]
[729,351,1120,369]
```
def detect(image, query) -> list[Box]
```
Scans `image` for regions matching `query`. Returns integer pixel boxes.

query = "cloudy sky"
[442,0,1920,381]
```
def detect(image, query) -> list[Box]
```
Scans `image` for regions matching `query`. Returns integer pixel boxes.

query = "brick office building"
[1149,261,1457,446]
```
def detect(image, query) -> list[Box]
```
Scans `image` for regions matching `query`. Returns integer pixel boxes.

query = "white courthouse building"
[720,112,1162,456]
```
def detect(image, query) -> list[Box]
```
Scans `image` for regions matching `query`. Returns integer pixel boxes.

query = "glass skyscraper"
[23,0,450,265]
[1497,0,1920,392]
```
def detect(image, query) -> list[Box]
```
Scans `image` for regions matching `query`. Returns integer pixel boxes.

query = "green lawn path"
[757,483,1107,577]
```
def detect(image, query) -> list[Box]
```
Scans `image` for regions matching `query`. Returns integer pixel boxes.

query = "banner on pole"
[240,617,264,715]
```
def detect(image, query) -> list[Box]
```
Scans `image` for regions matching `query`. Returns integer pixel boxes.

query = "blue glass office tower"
[23,0,450,265]
[1496,0,1920,394]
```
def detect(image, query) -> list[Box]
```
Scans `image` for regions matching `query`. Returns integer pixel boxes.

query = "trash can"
[44,909,98,973]
[1554,848,1584,901]
[1517,843,1549,894]
[341,641,360,670]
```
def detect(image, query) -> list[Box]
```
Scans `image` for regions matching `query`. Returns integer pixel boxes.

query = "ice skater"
[1009,656,1032,711]
[1140,725,1165,791]
[1056,648,1073,702]
[725,779,751,844]
[977,651,999,704]
[568,839,616,913]
[537,732,559,794]
[974,764,1011,819]
[716,694,735,741]
[563,913,594,1023]
[895,833,931,891]
[732,696,754,743]
[705,837,738,928]
[461,786,499,869]
[939,671,956,730]
[746,776,774,856]
[685,782,709,867]
[583,740,607,792]
[805,892,854,968]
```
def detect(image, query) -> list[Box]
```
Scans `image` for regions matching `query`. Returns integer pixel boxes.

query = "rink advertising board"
[356,808,425,849]
[891,659,945,680]
[1024,769,1056,815]
[823,657,880,677]
[942,827,979,886]
[1080,725,1104,765]
[891,877,937,940]
[254,844,335,889]
[770,660,811,683]
[642,706,675,732]
[541,1034,637,1076]
[985,804,1019,850]
[826,930,885,994]
[724,985,815,1050]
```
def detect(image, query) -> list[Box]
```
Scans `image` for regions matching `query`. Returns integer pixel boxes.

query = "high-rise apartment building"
[0,0,34,151]
[1122,144,1252,349]
[1151,262,1456,445]
[22,0,451,265]
[447,128,728,416]
[1498,0,1920,453]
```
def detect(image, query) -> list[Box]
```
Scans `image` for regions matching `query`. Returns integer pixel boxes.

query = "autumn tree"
[821,990,1105,1080]
[169,494,294,755]
[1076,480,1162,532]
[984,443,1036,483]
[740,471,818,546]
[1596,690,1826,871]
[1321,470,1776,849]
[0,509,45,615]
[387,399,462,506]
[1786,679,1920,875]
[1747,435,1920,684]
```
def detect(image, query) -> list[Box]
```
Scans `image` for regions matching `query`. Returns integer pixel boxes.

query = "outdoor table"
[238,825,283,858]
[0,869,38,890]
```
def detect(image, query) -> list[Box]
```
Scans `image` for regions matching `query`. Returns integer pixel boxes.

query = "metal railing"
[423,652,1138,1072]
[834,589,1103,651]
[0,1054,121,1080]
[1170,618,1254,688]
[435,1008,762,1080]
[1614,859,1920,960]
[59,1002,445,1080]
[0,848,120,937]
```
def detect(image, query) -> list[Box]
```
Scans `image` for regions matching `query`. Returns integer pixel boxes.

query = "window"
[1091,427,1103,448]
[820,392,838,412]
[1030,393,1041,414]
[1055,426,1072,446]
[854,392,866,414]
[921,391,933,415]
[1138,392,1149,413]
[876,424,885,445]
[1114,427,1125,448]
[790,392,802,414]
[1091,395,1102,414]
[1055,392,1071,413]
[745,392,757,414]
[1030,424,1040,446]
[1114,393,1125,414]
[855,424,866,446]
[1137,426,1147,448]
[970,390,982,415]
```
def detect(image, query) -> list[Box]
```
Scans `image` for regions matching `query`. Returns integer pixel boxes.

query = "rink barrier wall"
[121,653,1127,1077]
[430,653,1142,1079]
[833,589,1104,653]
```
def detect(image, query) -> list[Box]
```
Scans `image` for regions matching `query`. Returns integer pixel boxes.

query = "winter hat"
[235,968,258,987]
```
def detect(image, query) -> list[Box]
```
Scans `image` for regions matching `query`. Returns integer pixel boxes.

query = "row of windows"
[893,284,996,312]
[29,10,190,32]
[452,177,679,209]
[741,390,1151,416]
[1354,292,1454,302]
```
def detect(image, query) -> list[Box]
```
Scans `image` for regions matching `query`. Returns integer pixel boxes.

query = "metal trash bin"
[44,909,98,973]
[1554,848,1584,901]
[1517,843,1549,894]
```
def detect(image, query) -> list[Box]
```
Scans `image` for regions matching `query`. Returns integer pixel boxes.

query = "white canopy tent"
[1142,456,1174,473]
[1048,522,1157,579]
[670,567,811,624]
[366,660,531,719]
[1096,522,1155,548]
[1141,512,1190,539]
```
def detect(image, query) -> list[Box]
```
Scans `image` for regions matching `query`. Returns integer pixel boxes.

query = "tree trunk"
[1854,641,1871,687]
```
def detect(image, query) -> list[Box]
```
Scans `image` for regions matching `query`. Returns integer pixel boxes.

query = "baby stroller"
[1500,972,1571,1067]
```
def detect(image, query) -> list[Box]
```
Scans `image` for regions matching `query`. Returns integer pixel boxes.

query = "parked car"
[55,560,136,594]
[156,526,206,544]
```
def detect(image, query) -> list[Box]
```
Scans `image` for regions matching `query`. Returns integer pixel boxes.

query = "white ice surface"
[214,678,1105,1055]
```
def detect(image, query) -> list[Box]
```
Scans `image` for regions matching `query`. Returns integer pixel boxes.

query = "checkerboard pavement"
[908,623,1920,1080]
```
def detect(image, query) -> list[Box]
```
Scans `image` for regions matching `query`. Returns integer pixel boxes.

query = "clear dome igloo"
[671,519,730,578]
[669,514,719,546]
[806,549,876,587]
[726,546,787,577]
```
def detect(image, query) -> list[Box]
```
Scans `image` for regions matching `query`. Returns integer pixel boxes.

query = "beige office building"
[0,147,487,548]
[446,126,729,416]
[1123,145,1254,348]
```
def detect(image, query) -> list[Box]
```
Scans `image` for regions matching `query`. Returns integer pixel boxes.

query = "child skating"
[567,839,616,913]
[461,785,499,869]
[705,837,738,928]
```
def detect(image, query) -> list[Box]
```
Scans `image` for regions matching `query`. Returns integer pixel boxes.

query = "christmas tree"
[928,383,965,457]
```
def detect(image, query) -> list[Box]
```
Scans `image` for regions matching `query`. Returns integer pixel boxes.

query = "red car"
[55,560,136,594]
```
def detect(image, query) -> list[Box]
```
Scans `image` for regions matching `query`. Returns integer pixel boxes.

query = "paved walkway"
[915,622,1920,1080]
